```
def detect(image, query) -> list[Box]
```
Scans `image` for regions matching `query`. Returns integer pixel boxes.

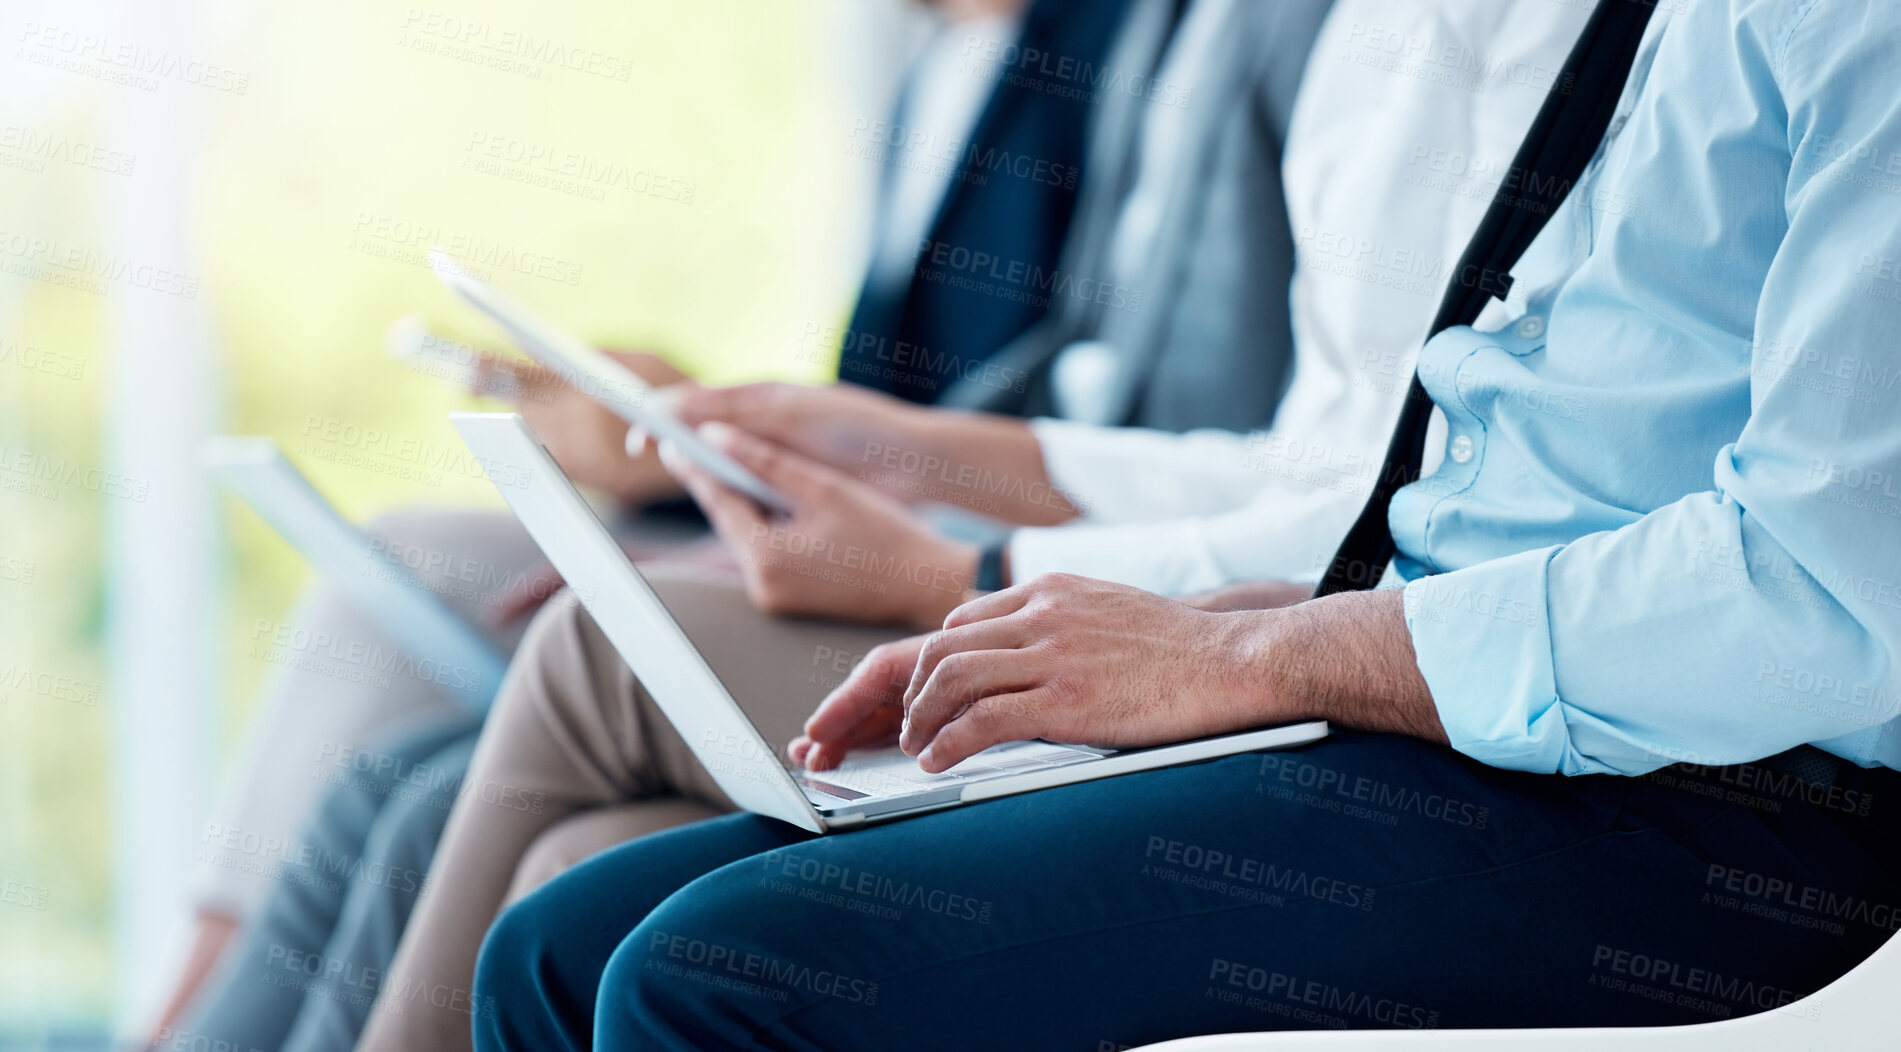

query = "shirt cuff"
[1027,417,1121,518]
[1027,417,1266,525]
[1008,519,1223,597]
[1403,545,1583,775]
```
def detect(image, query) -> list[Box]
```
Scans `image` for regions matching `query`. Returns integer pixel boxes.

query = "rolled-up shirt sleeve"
[1409,7,1901,777]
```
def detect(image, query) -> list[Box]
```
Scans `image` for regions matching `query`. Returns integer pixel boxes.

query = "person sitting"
[470,0,1901,1047]
[350,2,1595,1049]
[153,0,1133,1045]
[162,0,1341,1047]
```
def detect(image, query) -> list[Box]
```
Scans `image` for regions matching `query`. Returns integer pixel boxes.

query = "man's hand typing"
[788,635,927,771]
[883,573,1447,773]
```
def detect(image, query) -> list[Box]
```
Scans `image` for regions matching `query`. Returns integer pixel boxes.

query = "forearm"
[1180,579,1313,612]
[862,410,1078,527]
[1228,590,1448,744]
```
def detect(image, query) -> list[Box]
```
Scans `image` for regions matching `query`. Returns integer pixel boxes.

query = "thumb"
[627,381,695,454]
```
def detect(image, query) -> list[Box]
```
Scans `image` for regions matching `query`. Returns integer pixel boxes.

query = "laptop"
[449,412,1329,833]
[204,436,509,714]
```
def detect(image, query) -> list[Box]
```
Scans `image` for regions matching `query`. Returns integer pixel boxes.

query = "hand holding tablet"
[425,248,795,516]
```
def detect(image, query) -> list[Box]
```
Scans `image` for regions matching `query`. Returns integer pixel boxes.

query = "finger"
[902,616,1040,708]
[804,639,923,747]
[470,352,551,403]
[644,381,689,423]
[899,649,1044,756]
[469,353,510,399]
[633,383,693,456]
[660,440,773,553]
[939,579,1040,631]
[915,691,1046,773]
[803,708,902,771]
[789,735,858,772]
[697,420,841,500]
[666,382,738,425]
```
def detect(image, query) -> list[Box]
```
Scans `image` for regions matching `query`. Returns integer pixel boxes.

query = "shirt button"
[1449,435,1475,464]
[1516,315,1546,340]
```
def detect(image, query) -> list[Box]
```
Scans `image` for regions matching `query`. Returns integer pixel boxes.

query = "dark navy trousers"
[472,733,1901,1051]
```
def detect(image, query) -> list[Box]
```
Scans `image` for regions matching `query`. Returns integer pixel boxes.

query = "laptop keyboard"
[794,740,1102,804]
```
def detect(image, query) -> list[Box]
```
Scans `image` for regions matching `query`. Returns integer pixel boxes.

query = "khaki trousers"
[357,563,903,1052]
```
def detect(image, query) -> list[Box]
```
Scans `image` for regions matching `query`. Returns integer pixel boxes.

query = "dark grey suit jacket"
[941,0,1334,433]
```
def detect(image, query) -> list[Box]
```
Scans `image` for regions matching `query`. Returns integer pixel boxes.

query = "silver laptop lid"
[449,412,824,832]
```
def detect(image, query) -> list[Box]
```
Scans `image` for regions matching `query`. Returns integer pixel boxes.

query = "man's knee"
[474,893,564,1021]
[603,875,795,1046]
[600,833,879,1046]
[601,918,732,1046]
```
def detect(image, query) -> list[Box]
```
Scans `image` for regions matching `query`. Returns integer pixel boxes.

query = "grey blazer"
[942,0,1334,433]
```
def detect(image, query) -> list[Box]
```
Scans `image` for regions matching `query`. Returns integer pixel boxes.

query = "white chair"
[1132,931,1899,1051]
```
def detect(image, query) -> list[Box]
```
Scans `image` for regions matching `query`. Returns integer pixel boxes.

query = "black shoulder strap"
[1314,0,1659,597]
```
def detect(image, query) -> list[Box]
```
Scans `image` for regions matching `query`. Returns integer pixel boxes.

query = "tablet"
[204,436,508,714]
[426,248,794,515]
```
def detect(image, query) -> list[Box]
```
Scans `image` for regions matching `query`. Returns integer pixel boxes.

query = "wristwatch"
[974,539,1009,593]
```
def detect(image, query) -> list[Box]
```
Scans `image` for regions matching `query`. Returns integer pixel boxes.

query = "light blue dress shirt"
[1398,0,1901,777]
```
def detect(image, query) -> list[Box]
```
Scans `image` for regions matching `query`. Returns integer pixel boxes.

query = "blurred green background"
[0,0,870,1039]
